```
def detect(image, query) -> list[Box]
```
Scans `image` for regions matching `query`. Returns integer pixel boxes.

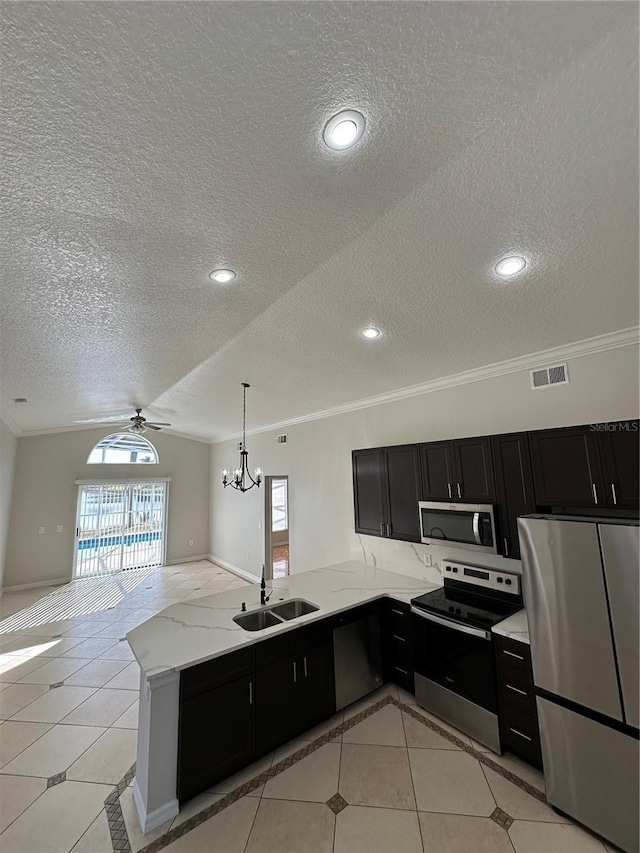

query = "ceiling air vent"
[530,363,569,389]
[276,434,288,445]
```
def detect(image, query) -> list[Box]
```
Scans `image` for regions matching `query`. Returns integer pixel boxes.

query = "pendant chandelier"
[221,383,263,493]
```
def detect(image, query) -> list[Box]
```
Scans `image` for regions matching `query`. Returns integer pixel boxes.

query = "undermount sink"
[233,598,320,631]
[233,610,282,631]
[269,599,319,620]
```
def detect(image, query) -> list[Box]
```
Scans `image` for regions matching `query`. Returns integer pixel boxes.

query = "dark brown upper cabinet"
[597,420,639,510]
[492,433,536,560]
[529,426,605,507]
[383,445,422,540]
[452,436,496,502]
[419,441,454,500]
[352,445,421,541]
[352,448,386,537]
[420,437,495,503]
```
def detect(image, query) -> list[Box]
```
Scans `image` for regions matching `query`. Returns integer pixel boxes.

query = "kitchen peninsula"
[126,561,439,832]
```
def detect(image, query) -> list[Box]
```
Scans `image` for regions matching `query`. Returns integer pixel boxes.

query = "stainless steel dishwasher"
[333,606,383,710]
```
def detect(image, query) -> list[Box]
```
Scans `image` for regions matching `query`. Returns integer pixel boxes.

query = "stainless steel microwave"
[418,501,498,554]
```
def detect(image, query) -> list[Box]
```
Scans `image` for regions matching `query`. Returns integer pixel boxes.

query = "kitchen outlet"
[38,527,45,534]
[258,521,262,530]
[56,526,63,533]
[423,553,432,567]
[189,539,194,546]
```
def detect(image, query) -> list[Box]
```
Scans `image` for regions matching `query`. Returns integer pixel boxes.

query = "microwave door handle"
[472,512,482,545]
[410,606,491,641]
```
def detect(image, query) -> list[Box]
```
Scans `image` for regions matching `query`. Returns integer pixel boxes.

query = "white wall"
[210,343,639,583]
[0,419,19,592]
[4,428,210,589]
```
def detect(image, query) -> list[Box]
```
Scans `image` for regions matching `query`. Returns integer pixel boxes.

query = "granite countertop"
[127,561,440,680]
[491,608,530,645]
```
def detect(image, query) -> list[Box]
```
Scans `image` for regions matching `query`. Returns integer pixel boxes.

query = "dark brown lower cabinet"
[177,673,255,803]
[255,638,335,757]
[255,657,297,756]
[383,599,414,693]
[494,635,542,768]
[296,640,336,733]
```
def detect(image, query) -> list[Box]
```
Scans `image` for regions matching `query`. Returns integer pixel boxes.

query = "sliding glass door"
[73,480,168,578]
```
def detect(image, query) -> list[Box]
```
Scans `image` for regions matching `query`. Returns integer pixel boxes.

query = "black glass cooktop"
[411,585,522,630]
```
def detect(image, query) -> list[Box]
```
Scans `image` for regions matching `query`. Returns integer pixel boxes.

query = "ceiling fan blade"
[146,422,171,427]
[145,423,162,430]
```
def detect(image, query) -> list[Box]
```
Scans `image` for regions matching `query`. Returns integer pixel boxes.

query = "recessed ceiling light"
[209,269,236,284]
[361,326,381,339]
[323,110,365,150]
[495,256,527,277]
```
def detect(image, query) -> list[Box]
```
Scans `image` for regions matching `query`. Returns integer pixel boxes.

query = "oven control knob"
[445,567,451,572]
[505,578,512,585]
[497,577,503,583]
[449,606,454,613]
[455,608,461,615]
[452,567,458,573]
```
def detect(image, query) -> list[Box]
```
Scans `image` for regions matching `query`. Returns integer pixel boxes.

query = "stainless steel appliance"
[411,562,522,751]
[419,501,497,554]
[519,515,639,853]
[333,607,383,711]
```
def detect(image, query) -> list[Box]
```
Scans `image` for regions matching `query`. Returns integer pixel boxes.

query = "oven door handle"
[411,606,491,641]
[472,512,482,545]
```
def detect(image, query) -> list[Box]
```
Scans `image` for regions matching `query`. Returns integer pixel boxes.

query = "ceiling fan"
[74,408,172,434]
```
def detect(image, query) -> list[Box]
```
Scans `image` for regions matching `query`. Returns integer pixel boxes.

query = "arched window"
[87,433,159,464]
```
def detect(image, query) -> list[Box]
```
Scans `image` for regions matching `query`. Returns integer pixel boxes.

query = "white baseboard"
[208,554,260,583]
[133,778,179,834]
[165,554,209,566]
[2,576,71,593]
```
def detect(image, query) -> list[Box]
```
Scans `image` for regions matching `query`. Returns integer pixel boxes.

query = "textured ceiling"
[1,2,638,440]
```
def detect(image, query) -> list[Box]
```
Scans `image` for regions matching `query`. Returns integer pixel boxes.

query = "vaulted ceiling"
[1,2,638,440]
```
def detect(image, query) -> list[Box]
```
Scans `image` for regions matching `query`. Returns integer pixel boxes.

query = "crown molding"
[0,410,21,435]
[214,326,640,443]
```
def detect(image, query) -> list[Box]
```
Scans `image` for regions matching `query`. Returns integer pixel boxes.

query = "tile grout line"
[399,699,426,853]
[108,694,548,853]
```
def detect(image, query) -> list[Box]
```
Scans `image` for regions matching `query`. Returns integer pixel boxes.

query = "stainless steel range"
[411,561,522,752]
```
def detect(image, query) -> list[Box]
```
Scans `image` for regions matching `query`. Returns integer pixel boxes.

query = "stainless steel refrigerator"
[518,515,639,853]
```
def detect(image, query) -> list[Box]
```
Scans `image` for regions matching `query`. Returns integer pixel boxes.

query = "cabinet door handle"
[503,538,509,557]
[249,681,253,705]
[592,483,598,505]
[611,483,617,505]
[379,522,385,535]
[394,666,409,675]
[447,483,452,499]
[457,483,462,499]
[392,634,406,642]
[391,608,404,617]
[387,523,392,537]
[506,684,528,697]
[293,661,297,683]
[503,649,525,661]
[509,727,533,742]
[303,657,308,678]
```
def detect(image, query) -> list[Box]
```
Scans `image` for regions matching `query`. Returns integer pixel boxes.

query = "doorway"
[264,476,289,580]
[73,479,168,578]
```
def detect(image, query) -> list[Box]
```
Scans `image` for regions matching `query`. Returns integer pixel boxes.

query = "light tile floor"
[0,560,250,853]
[0,563,621,853]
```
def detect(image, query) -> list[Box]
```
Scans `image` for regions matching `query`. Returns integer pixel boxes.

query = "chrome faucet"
[260,564,272,606]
